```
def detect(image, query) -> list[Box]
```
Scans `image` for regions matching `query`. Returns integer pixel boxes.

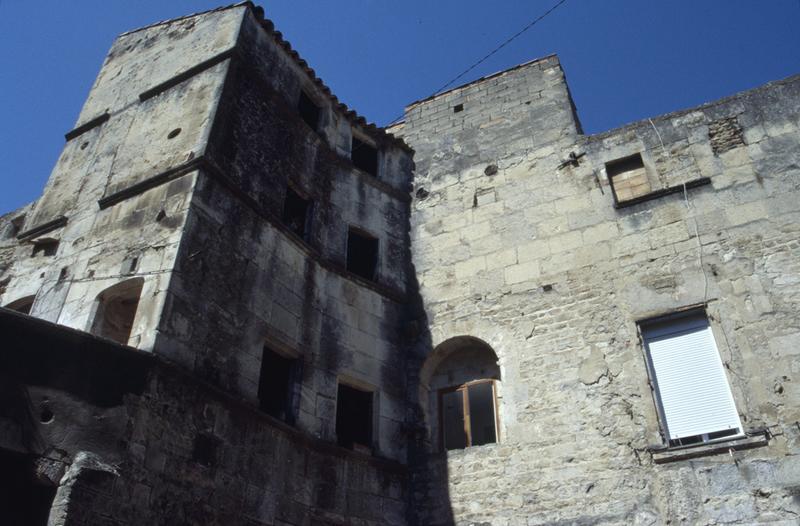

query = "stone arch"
[89,278,144,345]
[419,336,501,450]
[4,295,35,315]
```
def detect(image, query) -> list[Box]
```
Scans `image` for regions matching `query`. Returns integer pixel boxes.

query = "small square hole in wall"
[606,153,651,204]
[453,103,464,113]
[298,91,321,131]
[336,383,373,450]
[192,434,220,468]
[282,186,312,240]
[346,228,378,282]
[351,136,378,177]
[7,215,25,240]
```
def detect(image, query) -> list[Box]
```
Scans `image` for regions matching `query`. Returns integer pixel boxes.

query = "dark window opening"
[441,380,497,451]
[336,383,373,450]
[346,228,378,281]
[90,278,144,345]
[351,136,378,177]
[5,295,35,315]
[606,153,650,204]
[298,91,321,131]
[31,239,58,257]
[125,256,139,274]
[258,346,298,423]
[0,449,57,526]
[453,103,464,113]
[5,215,25,240]
[192,434,219,468]
[282,187,312,240]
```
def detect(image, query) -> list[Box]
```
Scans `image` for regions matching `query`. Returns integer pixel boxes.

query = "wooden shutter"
[642,313,742,441]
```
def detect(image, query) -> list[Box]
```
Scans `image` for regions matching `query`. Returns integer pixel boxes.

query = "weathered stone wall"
[398,56,800,524]
[0,8,241,350]
[1,309,406,526]
[5,3,800,524]
[151,7,415,463]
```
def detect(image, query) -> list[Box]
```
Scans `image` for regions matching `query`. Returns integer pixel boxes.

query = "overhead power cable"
[388,0,569,126]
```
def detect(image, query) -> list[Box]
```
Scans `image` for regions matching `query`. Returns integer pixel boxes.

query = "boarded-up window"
[351,136,378,177]
[335,383,373,450]
[346,228,378,281]
[258,345,298,423]
[607,153,651,204]
[640,310,743,447]
[90,278,144,345]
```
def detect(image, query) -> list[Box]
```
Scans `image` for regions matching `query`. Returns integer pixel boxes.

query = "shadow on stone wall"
[404,267,457,525]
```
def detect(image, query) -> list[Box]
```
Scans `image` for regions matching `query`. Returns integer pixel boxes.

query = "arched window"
[421,336,501,451]
[4,295,35,315]
[90,278,144,345]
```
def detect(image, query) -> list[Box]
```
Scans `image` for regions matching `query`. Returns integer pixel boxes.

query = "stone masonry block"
[548,230,583,254]
[486,248,517,270]
[518,239,550,262]
[454,256,486,279]
[504,260,541,285]
[582,222,620,244]
[726,201,769,226]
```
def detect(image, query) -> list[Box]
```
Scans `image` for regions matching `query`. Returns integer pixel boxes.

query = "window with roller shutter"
[640,310,744,448]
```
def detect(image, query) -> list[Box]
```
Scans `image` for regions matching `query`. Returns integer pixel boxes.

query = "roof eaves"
[251,7,411,152]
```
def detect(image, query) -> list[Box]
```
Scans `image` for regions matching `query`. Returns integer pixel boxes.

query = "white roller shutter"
[643,314,742,441]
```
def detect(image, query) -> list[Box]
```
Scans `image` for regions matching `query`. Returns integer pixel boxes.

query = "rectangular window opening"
[258,346,298,424]
[351,136,378,177]
[453,103,464,113]
[297,91,321,131]
[31,239,58,257]
[346,228,378,282]
[440,380,497,451]
[0,449,57,526]
[192,434,219,468]
[282,186,312,241]
[335,383,373,451]
[6,215,25,240]
[606,153,651,204]
[640,309,743,449]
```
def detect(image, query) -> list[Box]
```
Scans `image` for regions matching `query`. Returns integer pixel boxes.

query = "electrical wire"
[387,0,569,126]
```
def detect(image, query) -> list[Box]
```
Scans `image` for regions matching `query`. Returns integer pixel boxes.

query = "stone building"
[1,2,799,525]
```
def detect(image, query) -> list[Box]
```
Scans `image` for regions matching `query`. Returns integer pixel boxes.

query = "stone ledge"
[614,177,711,209]
[650,435,769,464]
[64,112,110,141]
[16,215,68,241]
[138,47,236,102]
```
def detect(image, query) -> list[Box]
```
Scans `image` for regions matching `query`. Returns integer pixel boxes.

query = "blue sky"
[1,0,799,214]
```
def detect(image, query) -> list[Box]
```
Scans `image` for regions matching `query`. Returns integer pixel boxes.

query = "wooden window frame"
[438,378,499,451]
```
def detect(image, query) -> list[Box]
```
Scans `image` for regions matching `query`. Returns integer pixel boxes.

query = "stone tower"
[3,2,800,525]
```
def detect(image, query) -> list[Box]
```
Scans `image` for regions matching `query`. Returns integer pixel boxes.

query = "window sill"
[649,434,768,464]
[614,177,711,209]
